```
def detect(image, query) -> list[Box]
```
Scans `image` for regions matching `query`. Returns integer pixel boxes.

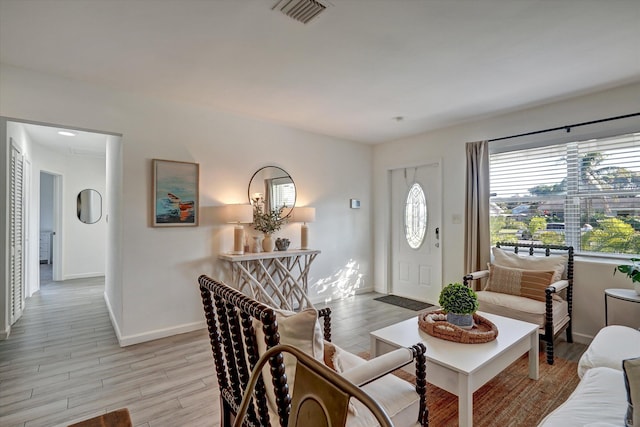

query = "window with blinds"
[490,131,640,256]
[270,177,296,210]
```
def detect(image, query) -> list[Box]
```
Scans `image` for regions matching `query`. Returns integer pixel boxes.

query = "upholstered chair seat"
[476,290,569,332]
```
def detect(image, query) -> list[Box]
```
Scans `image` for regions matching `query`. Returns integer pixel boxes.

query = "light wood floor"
[0,270,586,427]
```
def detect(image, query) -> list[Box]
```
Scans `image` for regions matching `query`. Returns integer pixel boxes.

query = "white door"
[390,163,442,304]
[10,141,25,324]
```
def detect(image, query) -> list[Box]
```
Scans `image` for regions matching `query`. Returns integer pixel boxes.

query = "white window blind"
[490,131,640,256]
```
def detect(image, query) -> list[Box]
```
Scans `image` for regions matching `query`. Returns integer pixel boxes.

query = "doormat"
[373,295,435,311]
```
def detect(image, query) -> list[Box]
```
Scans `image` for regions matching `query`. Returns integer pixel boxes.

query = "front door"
[390,162,442,304]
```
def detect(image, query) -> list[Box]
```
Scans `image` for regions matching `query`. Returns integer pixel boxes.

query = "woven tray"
[418,310,499,344]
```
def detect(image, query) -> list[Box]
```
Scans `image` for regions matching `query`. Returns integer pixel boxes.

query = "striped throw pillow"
[485,264,556,302]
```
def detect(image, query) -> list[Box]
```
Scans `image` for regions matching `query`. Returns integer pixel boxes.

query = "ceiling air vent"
[272,0,328,24]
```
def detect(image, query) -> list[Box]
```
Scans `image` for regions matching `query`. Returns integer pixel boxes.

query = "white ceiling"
[23,123,108,157]
[1,0,639,144]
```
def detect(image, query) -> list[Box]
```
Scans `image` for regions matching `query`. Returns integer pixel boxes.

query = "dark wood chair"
[463,243,574,364]
[198,274,429,426]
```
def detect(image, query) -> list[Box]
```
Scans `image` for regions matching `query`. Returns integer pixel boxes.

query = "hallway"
[0,272,218,427]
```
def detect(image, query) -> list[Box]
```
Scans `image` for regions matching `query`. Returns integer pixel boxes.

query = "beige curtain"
[464,141,491,282]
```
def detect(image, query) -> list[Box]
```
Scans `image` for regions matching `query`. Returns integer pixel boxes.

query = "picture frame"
[152,159,199,227]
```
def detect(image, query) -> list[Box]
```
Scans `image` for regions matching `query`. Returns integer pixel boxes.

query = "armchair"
[463,243,574,365]
[234,344,394,427]
[198,274,429,427]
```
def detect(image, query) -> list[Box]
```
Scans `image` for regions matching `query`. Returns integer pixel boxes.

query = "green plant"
[252,204,287,234]
[614,258,640,283]
[438,283,479,315]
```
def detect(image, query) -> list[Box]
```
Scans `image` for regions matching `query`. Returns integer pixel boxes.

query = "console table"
[219,249,320,311]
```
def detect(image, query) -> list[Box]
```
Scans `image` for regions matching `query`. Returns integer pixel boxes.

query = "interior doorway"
[390,162,443,304]
[2,116,123,340]
[39,171,57,286]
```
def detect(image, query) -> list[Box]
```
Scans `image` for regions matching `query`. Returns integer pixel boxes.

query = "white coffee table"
[370,312,539,427]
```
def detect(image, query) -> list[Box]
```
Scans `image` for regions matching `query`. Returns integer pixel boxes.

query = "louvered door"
[10,143,25,325]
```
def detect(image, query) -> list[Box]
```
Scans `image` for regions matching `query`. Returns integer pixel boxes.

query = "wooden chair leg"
[545,336,554,365]
[566,323,573,343]
[221,398,234,427]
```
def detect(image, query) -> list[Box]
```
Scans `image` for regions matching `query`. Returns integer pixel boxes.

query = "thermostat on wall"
[350,199,360,209]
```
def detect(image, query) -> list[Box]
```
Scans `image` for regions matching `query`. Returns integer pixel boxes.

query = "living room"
[1,1,639,426]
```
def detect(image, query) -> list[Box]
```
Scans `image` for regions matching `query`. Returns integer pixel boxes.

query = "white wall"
[373,81,640,342]
[0,63,373,345]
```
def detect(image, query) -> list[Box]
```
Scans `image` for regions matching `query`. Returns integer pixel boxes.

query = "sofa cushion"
[538,367,627,427]
[476,290,568,329]
[493,246,567,281]
[486,264,556,302]
[623,357,640,427]
[578,325,640,378]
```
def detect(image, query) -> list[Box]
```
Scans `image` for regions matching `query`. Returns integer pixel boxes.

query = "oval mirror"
[248,166,296,218]
[77,189,102,224]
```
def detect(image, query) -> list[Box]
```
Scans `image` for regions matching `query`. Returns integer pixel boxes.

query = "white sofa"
[538,325,640,426]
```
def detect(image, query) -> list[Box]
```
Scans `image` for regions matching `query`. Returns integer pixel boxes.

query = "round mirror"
[77,189,102,224]
[248,166,296,218]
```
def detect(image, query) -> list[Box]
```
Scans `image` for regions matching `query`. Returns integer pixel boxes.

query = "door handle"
[435,227,440,247]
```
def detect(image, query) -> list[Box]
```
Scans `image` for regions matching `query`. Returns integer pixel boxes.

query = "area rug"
[373,295,435,311]
[358,351,580,426]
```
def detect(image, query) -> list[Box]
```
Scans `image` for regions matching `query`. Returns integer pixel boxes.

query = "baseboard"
[102,292,206,347]
[64,272,105,280]
[117,321,206,347]
[103,291,123,344]
[565,332,594,345]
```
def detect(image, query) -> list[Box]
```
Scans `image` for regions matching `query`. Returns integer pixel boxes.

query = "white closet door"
[10,142,25,325]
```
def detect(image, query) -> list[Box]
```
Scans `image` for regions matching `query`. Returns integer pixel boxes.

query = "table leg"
[529,331,539,380]
[604,293,609,326]
[370,336,379,358]
[458,372,472,427]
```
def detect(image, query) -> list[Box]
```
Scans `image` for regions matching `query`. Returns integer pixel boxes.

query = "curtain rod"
[488,112,640,143]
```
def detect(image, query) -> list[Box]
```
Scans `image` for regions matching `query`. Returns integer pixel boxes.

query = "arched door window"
[405,183,427,249]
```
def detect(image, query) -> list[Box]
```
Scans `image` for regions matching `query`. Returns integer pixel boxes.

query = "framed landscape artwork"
[152,159,199,227]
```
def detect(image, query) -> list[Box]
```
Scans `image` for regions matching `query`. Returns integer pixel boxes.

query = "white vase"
[635,282,640,296]
[262,234,274,252]
[250,235,262,253]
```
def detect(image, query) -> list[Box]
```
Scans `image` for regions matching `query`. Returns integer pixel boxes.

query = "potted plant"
[614,258,640,295]
[252,204,287,252]
[439,283,479,329]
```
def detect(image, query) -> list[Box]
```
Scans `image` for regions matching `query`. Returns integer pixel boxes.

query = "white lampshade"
[293,207,315,224]
[226,204,253,224]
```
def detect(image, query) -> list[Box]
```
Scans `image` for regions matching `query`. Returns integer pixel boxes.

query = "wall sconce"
[226,204,253,255]
[292,207,315,250]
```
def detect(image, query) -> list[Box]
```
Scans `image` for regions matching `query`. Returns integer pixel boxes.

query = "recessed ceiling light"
[393,116,404,122]
[58,131,76,136]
